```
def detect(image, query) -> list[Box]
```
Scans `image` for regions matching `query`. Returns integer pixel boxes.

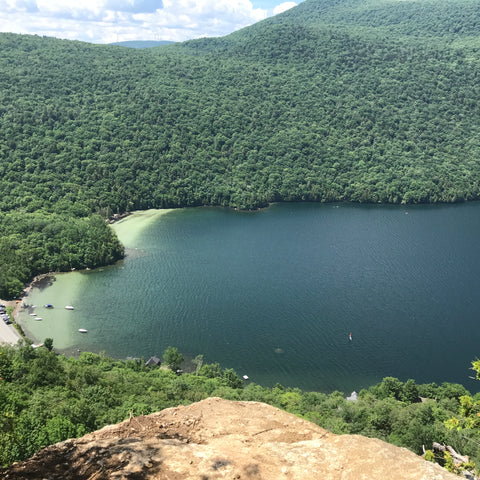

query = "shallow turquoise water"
[18,203,480,393]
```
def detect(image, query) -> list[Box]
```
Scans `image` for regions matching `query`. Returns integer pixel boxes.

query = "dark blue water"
[22,203,480,393]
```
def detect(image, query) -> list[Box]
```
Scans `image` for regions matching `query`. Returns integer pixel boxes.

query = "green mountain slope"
[1,0,480,214]
[259,0,480,37]
[1,0,480,295]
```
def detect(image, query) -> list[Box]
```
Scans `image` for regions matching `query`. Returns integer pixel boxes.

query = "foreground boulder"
[1,397,459,479]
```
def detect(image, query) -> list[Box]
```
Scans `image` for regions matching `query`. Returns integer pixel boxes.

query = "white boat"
[78,328,88,333]
[29,313,36,316]
[65,305,74,310]
[34,317,42,321]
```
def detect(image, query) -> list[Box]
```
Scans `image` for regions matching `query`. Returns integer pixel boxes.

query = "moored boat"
[65,305,74,310]
[78,328,88,333]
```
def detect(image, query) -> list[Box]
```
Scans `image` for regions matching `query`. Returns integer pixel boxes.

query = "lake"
[17,203,480,393]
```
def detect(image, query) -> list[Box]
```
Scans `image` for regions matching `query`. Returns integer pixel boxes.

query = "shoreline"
[110,208,175,248]
[14,273,56,316]
[2,205,284,349]
[2,209,174,349]
[0,273,55,346]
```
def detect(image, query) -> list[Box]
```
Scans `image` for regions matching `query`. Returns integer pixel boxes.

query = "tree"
[445,360,480,431]
[43,338,53,352]
[431,360,480,477]
[26,349,65,388]
[221,368,242,389]
[373,377,404,400]
[162,346,183,372]
[198,362,222,378]
[192,354,203,375]
[401,379,419,403]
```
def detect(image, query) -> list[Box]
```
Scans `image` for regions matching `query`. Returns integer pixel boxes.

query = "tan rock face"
[1,397,459,480]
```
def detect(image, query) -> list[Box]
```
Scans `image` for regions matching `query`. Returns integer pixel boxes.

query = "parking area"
[0,303,23,345]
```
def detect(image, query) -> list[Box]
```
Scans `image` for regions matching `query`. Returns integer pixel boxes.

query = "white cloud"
[4,0,38,12]
[0,0,269,43]
[273,1,297,16]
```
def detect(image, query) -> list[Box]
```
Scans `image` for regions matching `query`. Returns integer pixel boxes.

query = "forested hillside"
[1,0,480,296]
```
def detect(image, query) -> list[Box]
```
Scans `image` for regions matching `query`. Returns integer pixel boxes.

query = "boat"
[78,328,88,333]
[45,304,54,308]
[243,375,249,380]
[65,305,74,310]
[34,317,42,321]
[349,332,352,341]
[29,313,36,316]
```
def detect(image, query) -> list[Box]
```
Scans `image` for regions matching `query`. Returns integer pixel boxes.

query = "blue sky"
[0,0,304,44]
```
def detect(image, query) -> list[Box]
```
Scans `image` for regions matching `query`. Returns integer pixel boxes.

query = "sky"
[0,0,304,44]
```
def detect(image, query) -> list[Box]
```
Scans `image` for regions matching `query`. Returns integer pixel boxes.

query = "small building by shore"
[145,356,161,368]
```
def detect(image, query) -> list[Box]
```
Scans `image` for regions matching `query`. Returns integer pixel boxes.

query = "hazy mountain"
[110,40,175,48]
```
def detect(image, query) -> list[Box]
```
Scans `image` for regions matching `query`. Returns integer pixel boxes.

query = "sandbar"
[111,209,175,247]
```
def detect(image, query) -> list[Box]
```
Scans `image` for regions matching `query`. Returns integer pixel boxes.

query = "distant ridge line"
[110,40,175,48]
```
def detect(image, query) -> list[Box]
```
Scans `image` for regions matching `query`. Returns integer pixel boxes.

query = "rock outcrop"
[1,397,459,479]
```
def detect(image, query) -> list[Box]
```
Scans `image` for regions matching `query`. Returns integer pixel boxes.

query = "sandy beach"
[111,209,174,247]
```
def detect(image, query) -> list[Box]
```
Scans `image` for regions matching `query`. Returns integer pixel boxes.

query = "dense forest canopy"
[1,0,480,295]
[2,0,480,214]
